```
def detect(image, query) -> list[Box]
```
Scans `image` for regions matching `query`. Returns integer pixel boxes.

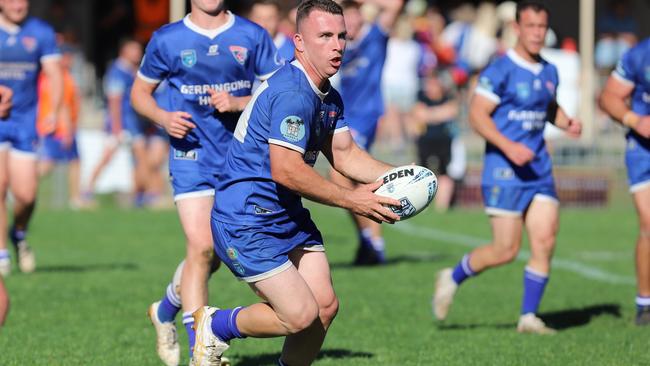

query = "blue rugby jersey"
[214,60,347,225]
[474,49,559,187]
[0,17,59,120]
[104,59,142,134]
[137,12,281,171]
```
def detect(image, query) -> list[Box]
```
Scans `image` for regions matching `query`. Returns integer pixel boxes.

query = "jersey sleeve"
[39,24,60,63]
[137,33,169,84]
[612,46,637,87]
[268,91,314,154]
[255,30,282,80]
[332,111,348,134]
[104,71,125,97]
[475,62,506,104]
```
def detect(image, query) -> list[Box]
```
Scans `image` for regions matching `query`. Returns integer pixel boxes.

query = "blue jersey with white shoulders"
[613,38,650,149]
[214,60,347,225]
[104,59,143,135]
[137,12,281,171]
[339,22,389,121]
[475,49,559,187]
[0,17,59,119]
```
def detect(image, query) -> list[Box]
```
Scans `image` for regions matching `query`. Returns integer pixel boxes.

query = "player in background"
[0,84,13,326]
[84,38,146,207]
[37,44,83,209]
[433,1,582,334]
[0,0,63,275]
[329,0,402,266]
[248,0,295,62]
[131,0,281,363]
[599,38,650,325]
[190,2,401,365]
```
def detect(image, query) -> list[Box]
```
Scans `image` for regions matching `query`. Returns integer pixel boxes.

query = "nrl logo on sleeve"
[280,116,305,142]
[180,49,197,68]
[229,45,248,65]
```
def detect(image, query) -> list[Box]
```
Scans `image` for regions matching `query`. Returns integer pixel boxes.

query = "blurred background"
[26,0,650,210]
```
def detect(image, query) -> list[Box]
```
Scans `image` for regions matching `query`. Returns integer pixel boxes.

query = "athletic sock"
[9,228,26,245]
[636,296,650,312]
[521,266,549,315]
[210,307,246,343]
[0,249,9,260]
[157,283,181,323]
[183,312,195,358]
[451,254,476,285]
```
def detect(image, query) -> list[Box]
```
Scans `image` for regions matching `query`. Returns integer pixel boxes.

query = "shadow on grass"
[233,348,374,366]
[437,303,621,332]
[539,303,621,330]
[36,262,139,273]
[330,252,448,269]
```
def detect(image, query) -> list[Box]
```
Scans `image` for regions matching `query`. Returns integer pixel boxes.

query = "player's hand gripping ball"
[375,165,438,220]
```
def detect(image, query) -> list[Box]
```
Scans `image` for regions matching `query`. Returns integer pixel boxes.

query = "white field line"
[387,221,636,286]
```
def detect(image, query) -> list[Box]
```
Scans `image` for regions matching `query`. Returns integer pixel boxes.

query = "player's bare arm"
[554,106,582,138]
[269,143,400,223]
[0,85,12,118]
[470,93,534,166]
[412,100,459,126]
[361,0,403,31]
[41,58,63,133]
[600,75,650,138]
[206,88,251,113]
[131,77,196,139]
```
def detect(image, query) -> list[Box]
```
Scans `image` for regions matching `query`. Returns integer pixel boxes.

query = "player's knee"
[493,244,519,265]
[12,187,36,204]
[282,300,319,334]
[531,233,556,255]
[318,295,339,329]
[186,241,214,263]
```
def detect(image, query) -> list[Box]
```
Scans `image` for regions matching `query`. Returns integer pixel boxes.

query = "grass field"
[0,194,648,365]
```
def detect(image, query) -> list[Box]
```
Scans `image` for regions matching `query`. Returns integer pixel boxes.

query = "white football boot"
[190,306,229,366]
[148,301,181,366]
[0,255,10,277]
[15,241,35,273]
[433,268,458,320]
[517,313,556,335]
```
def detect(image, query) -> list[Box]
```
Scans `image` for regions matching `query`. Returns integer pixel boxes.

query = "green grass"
[0,196,647,365]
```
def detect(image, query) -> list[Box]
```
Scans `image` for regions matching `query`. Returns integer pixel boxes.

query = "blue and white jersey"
[475,49,559,187]
[613,38,650,150]
[214,60,347,225]
[104,59,142,134]
[339,22,389,121]
[274,33,294,63]
[138,12,281,171]
[0,17,59,119]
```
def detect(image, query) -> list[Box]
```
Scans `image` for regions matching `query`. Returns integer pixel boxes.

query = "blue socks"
[183,312,195,358]
[157,284,181,323]
[9,227,26,245]
[210,307,246,343]
[636,296,650,312]
[451,254,476,285]
[521,267,549,315]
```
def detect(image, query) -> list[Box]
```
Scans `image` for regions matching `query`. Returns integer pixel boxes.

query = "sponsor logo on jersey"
[227,247,239,260]
[382,168,415,184]
[390,197,415,217]
[254,205,274,214]
[488,186,501,207]
[229,45,248,65]
[233,262,246,275]
[545,81,555,96]
[180,49,197,68]
[328,111,338,128]
[21,36,37,52]
[207,44,219,56]
[493,168,514,180]
[173,149,197,160]
[533,79,542,91]
[280,116,305,142]
[516,82,530,100]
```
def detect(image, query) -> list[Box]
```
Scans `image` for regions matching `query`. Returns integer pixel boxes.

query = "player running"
[131,0,281,363]
[599,37,650,325]
[0,0,62,275]
[329,0,402,266]
[433,1,582,334]
[0,84,13,326]
[189,1,401,365]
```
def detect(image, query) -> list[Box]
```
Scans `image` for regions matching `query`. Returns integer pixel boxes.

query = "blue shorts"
[211,215,324,282]
[39,135,79,162]
[626,138,650,193]
[348,117,379,151]
[482,184,558,216]
[0,112,38,155]
[169,142,217,201]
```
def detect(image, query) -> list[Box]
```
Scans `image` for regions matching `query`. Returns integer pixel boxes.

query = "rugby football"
[375,165,438,220]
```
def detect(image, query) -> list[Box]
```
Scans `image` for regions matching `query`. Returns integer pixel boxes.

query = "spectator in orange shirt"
[37,45,83,208]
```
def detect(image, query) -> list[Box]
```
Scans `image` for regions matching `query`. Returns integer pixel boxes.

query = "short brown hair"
[296,0,343,30]
[516,1,549,23]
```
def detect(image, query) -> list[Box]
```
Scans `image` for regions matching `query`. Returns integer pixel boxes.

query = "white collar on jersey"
[291,60,329,101]
[507,49,544,75]
[274,33,287,48]
[0,14,21,34]
[183,11,235,40]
